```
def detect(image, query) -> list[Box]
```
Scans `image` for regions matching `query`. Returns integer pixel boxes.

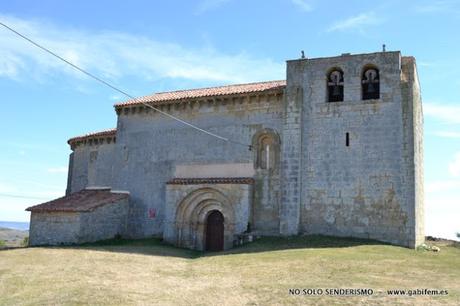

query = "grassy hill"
[0,227,28,248]
[0,235,459,305]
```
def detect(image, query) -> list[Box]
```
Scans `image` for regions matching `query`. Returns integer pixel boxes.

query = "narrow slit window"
[265,143,270,170]
[259,135,275,170]
[346,133,350,147]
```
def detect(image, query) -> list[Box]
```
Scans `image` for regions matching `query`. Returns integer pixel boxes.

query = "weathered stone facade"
[27,189,129,246]
[290,52,424,247]
[29,51,424,249]
[163,178,253,251]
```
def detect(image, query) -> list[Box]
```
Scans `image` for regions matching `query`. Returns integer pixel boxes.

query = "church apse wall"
[67,129,117,194]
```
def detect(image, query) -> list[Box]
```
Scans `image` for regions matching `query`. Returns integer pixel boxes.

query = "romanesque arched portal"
[174,188,235,251]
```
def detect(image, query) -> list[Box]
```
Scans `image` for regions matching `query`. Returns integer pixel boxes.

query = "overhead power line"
[0,21,251,149]
[0,193,50,200]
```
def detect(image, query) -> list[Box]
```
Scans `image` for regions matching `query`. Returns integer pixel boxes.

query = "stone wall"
[401,57,425,247]
[252,128,281,233]
[28,198,129,246]
[280,63,304,235]
[65,152,74,195]
[70,146,89,193]
[79,197,130,242]
[69,141,116,193]
[286,51,423,247]
[112,93,283,238]
[29,212,81,245]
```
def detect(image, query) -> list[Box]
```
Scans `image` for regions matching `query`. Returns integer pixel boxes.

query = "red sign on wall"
[148,208,156,219]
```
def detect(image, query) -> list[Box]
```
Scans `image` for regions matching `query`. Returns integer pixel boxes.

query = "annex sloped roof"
[115,80,286,107]
[26,188,129,213]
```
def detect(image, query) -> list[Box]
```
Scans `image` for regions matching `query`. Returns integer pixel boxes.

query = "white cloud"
[291,0,313,12]
[426,179,460,193]
[415,0,459,13]
[195,0,231,15]
[110,95,122,101]
[0,182,17,193]
[418,61,436,67]
[424,152,460,240]
[47,167,68,174]
[0,51,25,79]
[424,102,460,124]
[327,12,383,32]
[0,14,284,84]
[425,193,460,241]
[433,131,460,138]
[449,152,460,177]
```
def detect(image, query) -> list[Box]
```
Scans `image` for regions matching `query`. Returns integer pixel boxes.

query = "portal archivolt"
[174,188,235,251]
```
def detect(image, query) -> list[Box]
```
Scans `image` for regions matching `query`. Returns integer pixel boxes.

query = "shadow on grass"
[43,234,390,259]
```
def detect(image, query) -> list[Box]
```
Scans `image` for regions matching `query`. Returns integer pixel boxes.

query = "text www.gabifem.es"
[288,288,449,297]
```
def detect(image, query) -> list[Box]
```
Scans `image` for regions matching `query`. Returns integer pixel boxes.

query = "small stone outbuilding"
[26,188,129,246]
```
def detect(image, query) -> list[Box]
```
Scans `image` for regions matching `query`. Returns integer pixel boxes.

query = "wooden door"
[205,210,224,251]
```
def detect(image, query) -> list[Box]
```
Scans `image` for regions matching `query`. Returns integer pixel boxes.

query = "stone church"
[27,51,424,250]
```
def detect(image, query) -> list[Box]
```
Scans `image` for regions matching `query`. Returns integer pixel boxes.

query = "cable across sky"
[0,193,50,201]
[0,21,252,150]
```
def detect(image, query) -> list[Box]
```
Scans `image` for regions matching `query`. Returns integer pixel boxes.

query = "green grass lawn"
[1,235,459,305]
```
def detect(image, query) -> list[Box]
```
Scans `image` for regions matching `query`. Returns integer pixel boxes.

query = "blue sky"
[0,0,459,240]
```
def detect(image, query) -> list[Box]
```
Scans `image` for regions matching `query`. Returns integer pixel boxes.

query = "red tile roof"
[26,189,129,213]
[67,128,117,145]
[115,80,286,107]
[68,81,285,145]
[166,177,255,185]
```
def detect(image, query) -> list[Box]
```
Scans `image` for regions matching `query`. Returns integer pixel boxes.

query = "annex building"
[27,51,424,250]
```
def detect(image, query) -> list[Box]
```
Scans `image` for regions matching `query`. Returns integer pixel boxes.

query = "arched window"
[362,66,380,100]
[327,69,344,102]
[252,129,280,171]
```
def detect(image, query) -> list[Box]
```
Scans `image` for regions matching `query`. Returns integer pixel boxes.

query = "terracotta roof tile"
[67,128,116,145]
[26,189,129,213]
[115,80,286,107]
[166,177,255,185]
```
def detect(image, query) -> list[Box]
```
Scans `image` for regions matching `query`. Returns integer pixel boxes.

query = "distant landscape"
[0,221,29,248]
[0,221,29,231]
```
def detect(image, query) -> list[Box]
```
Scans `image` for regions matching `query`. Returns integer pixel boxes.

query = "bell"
[367,82,375,93]
[332,85,340,96]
